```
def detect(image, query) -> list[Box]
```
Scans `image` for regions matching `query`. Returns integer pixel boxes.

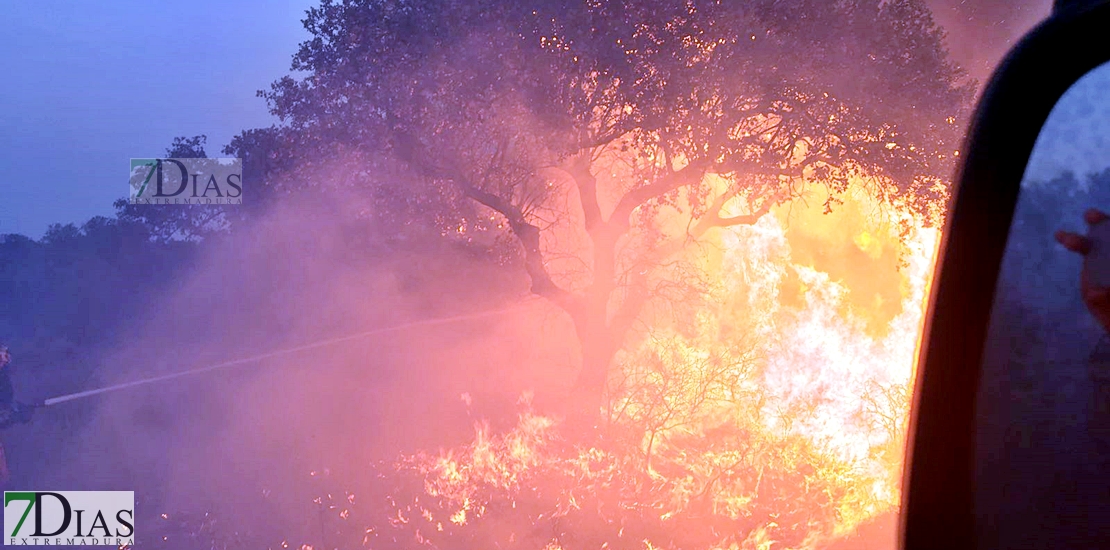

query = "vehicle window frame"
[903,1,1110,547]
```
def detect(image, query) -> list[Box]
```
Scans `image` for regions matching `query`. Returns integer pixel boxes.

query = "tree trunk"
[567,306,620,429]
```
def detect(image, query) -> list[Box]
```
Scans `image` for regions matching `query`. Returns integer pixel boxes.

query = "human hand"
[1056,208,1110,333]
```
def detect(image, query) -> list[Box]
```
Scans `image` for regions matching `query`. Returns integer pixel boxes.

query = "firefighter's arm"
[10,401,36,424]
[0,412,18,430]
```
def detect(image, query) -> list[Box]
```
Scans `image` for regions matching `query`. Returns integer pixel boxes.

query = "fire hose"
[35,301,535,408]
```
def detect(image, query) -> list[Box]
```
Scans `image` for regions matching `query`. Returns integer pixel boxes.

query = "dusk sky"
[1,1,311,238]
[0,0,1095,239]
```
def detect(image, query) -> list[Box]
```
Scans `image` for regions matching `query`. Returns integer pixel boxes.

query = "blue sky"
[0,1,311,237]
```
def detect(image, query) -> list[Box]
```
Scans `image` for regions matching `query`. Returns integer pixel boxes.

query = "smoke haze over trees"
[261,0,971,421]
[925,0,1050,83]
[0,1,1065,548]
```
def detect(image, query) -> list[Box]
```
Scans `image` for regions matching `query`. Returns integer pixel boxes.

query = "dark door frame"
[903,0,1110,547]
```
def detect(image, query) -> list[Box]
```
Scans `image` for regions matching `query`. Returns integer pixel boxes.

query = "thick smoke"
[4,1,1060,546]
[926,0,1051,84]
[30,189,581,542]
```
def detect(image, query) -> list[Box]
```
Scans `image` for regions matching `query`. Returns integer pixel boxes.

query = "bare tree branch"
[456,180,581,313]
[567,151,604,232]
[691,195,777,236]
[610,160,711,232]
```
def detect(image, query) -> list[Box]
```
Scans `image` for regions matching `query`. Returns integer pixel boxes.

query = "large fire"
[133,2,976,547]
[286,174,941,550]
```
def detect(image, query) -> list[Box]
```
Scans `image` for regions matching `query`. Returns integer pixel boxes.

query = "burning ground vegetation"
[147,184,939,550]
[349,193,934,550]
[133,1,968,548]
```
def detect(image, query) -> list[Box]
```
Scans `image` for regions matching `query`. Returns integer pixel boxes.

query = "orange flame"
[360,175,941,550]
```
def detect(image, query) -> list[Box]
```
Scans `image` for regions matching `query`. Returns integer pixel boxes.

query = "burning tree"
[246,0,973,548]
[266,0,968,421]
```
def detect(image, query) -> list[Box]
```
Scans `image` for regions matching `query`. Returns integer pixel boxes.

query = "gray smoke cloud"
[25,187,580,542]
[10,2,1065,545]
[926,0,1052,84]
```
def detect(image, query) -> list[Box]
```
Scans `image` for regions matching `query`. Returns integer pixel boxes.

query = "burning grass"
[357,408,879,549]
[294,190,934,550]
[147,187,935,550]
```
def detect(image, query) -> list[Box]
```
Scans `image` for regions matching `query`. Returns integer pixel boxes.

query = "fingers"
[1086,208,1110,226]
[1056,230,1091,255]
[1083,286,1110,304]
[1086,284,1110,318]
[1059,209,1110,254]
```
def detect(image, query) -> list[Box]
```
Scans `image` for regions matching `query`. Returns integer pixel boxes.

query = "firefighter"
[0,346,35,429]
[0,345,37,485]
[0,346,35,414]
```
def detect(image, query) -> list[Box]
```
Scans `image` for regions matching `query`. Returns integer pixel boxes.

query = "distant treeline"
[976,167,1110,547]
[0,135,511,498]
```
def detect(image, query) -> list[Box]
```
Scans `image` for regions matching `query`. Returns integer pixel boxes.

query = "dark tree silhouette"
[262,0,973,420]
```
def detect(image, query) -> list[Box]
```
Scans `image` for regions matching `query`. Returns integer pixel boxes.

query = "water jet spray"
[37,301,535,407]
